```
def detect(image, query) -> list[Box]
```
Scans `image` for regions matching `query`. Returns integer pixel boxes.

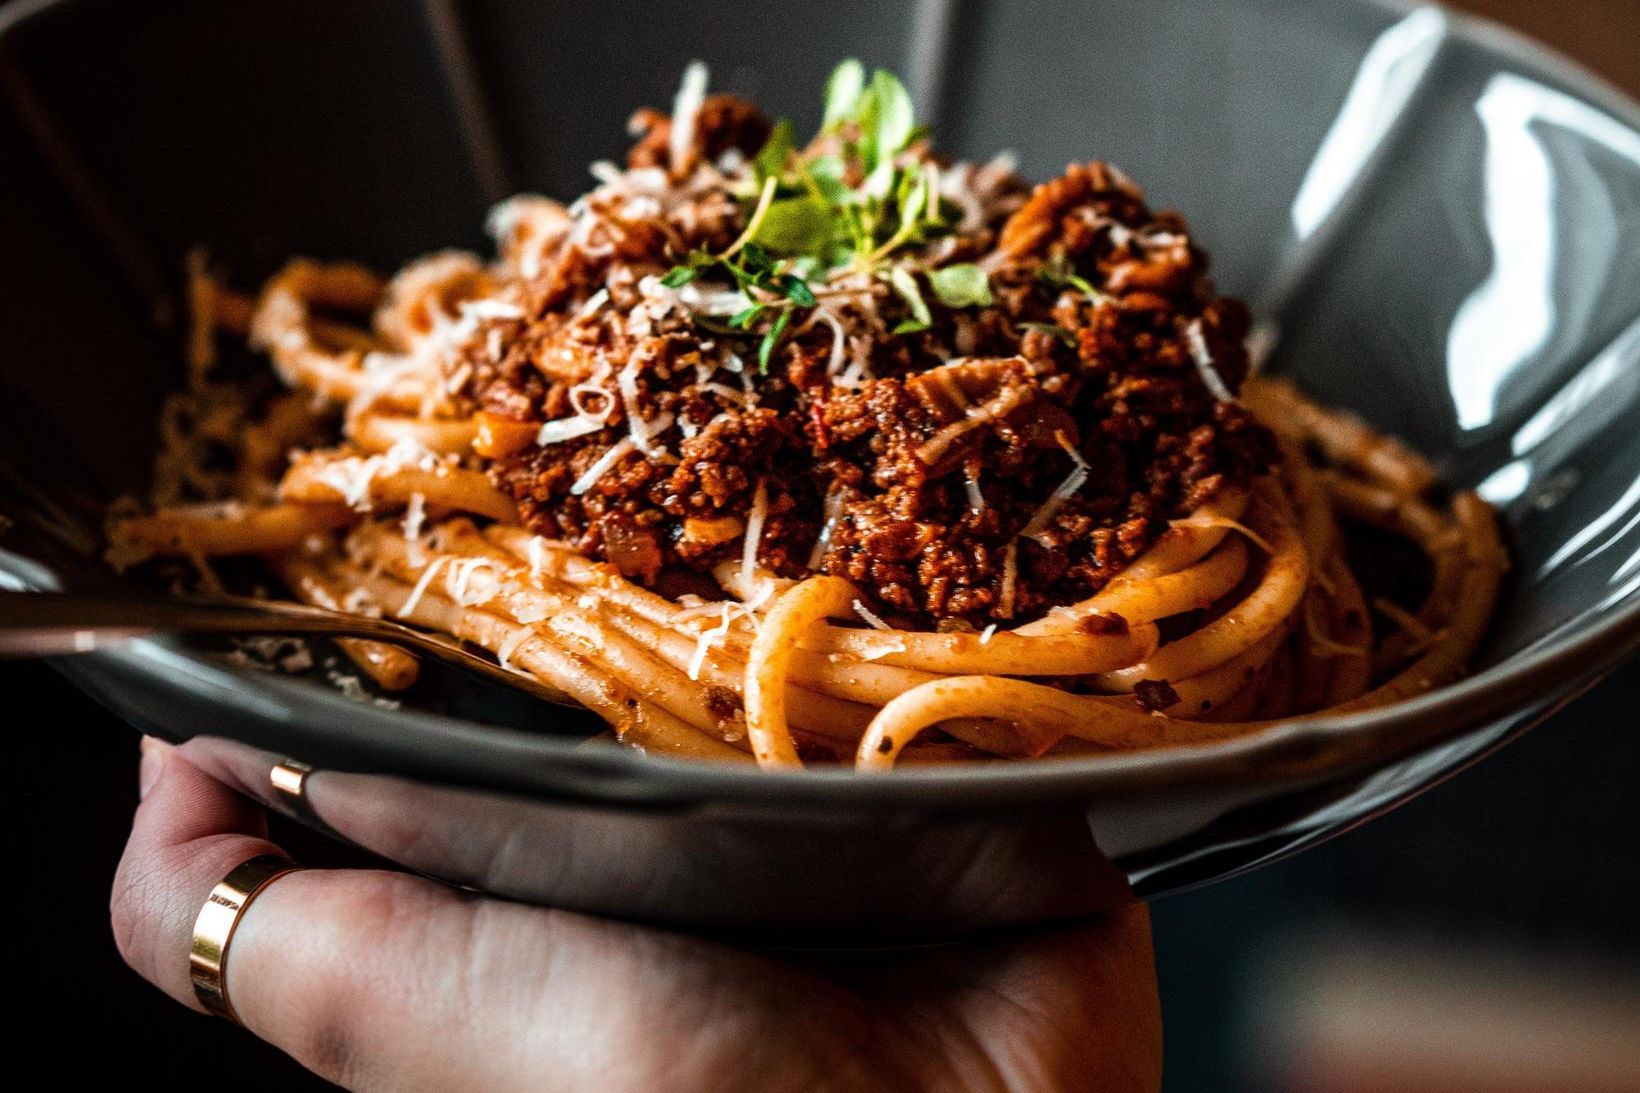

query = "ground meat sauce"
[457,93,1273,625]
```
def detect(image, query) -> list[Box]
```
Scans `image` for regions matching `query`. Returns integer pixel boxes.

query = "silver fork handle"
[0,590,572,705]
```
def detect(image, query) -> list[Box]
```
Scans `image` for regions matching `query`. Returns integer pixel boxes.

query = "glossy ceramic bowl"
[2,0,1637,940]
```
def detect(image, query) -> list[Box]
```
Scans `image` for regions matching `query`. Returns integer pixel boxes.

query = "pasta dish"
[108,62,1507,770]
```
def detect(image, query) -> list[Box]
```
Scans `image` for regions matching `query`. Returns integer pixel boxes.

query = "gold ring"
[189,853,301,1023]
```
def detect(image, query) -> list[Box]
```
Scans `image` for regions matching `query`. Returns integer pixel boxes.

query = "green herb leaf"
[804,155,851,204]
[746,244,780,279]
[869,69,914,166]
[660,265,699,288]
[729,304,765,330]
[892,319,930,335]
[778,274,817,307]
[823,59,865,129]
[758,308,793,373]
[1019,321,1077,347]
[898,167,929,228]
[929,264,993,308]
[752,196,834,254]
[889,266,931,332]
[753,118,794,185]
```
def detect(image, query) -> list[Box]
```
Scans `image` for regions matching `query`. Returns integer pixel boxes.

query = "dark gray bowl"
[2,0,1637,940]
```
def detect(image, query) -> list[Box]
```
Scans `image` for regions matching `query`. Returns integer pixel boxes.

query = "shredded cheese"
[852,599,892,630]
[686,603,734,681]
[740,479,769,590]
[445,557,499,606]
[576,288,610,319]
[1185,319,1236,402]
[537,415,608,445]
[402,492,427,566]
[460,300,525,322]
[915,371,1035,465]
[1018,433,1091,543]
[615,359,674,456]
[1168,514,1275,557]
[806,488,846,570]
[399,557,449,618]
[669,61,709,169]
[570,437,636,495]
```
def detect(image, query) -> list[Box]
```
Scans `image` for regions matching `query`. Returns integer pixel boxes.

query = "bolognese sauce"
[460,90,1272,626]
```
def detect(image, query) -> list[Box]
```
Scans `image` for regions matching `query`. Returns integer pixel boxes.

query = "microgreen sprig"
[658,60,998,373]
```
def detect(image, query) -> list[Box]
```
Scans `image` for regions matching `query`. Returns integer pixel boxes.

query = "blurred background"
[5,0,1637,1088]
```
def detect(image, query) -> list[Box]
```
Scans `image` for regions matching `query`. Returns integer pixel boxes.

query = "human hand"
[112,738,1161,1092]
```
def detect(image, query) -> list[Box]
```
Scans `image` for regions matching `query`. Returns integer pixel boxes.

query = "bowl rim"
[9,0,1640,809]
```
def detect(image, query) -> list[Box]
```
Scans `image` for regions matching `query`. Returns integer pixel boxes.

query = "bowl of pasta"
[2,0,1637,938]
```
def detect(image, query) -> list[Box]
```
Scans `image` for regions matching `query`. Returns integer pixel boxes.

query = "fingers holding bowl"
[110,736,283,1009]
[107,737,611,1091]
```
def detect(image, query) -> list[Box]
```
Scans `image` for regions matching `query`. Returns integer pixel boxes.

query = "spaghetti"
[108,63,1506,770]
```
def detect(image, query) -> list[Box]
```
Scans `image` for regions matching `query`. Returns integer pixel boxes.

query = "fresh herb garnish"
[757,308,793,373]
[889,267,931,334]
[660,264,700,288]
[658,59,993,373]
[929,263,993,308]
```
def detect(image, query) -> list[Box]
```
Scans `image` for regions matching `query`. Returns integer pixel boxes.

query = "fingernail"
[138,737,171,800]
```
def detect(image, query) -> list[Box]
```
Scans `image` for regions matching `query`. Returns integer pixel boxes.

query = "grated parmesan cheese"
[669,61,710,170]
[806,487,846,570]
[740,479,769,590]
[398,557,449,618]
[1185,319,1236,402]
[576,287,610,319]
[1018,432,1091,543]
[402,492,427,566]
[537,414,609,445]
[571,437,636,495]
[686,603,734,681]
[445,556,499,606]
[852,599,892,630]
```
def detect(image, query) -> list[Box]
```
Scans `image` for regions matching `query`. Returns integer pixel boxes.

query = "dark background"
[9,0,1639,1089]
